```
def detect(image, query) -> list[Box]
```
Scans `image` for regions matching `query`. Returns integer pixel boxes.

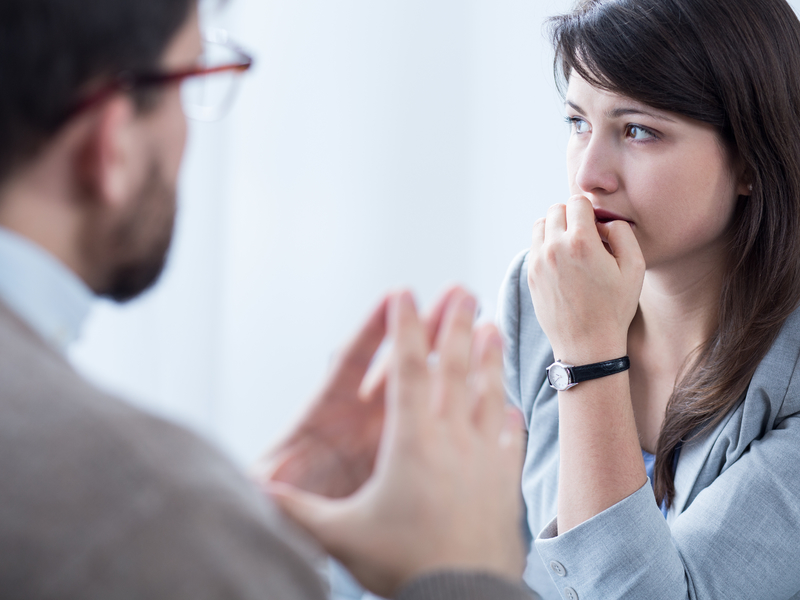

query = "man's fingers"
[267,482,327,528]
[359,286,469,402]
[359,372,386,404]
[266,483,345,552]
[470,323,507,437]
[433,290,477,416]
[388,291,431,419]
[500,407,526,458]
[498,407,527,495]
[333,295,392,394]
[424,285,469,346]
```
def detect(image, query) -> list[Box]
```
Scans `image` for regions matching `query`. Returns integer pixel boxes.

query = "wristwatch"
[546,356,630,391]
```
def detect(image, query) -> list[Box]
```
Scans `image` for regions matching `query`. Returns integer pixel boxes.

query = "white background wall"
[69,0,577,466]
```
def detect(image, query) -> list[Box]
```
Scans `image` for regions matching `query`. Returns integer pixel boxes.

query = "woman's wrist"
[550,339,628,367]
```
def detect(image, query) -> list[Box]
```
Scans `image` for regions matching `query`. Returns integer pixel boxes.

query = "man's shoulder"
[0,299,201,477]
[0,302,326,599]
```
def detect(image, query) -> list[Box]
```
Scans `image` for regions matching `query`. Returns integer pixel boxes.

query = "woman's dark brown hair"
[550,0,800,506]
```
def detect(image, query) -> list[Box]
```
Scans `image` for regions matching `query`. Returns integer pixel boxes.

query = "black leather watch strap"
[571,356,630,383]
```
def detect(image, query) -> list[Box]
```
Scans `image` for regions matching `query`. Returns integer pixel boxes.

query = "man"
[0,0,534,598]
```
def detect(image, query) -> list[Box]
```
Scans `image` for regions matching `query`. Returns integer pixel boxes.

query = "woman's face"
[565,74,747,273]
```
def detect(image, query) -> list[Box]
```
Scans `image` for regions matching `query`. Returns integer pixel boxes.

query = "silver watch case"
[546,361,577,391]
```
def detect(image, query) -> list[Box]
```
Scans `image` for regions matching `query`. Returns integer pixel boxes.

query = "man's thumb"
[265,482,341,547]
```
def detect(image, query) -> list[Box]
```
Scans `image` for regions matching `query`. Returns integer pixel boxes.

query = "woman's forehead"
[565,74,645,110]
[565,73,678,122]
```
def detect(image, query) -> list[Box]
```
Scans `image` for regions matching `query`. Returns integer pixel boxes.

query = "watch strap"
[570,356,630,383]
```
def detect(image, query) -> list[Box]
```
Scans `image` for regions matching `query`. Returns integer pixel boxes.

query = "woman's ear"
[75,95,138,208]
[736,178,753,197]
[734,158,754,196]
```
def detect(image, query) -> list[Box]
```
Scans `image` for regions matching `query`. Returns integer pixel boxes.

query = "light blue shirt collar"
[0,226,93,353]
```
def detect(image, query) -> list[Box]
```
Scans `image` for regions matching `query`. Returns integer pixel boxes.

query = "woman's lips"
[593,208,632,224]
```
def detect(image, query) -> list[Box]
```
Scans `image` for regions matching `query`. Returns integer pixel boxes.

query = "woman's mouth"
[593,208,632,224]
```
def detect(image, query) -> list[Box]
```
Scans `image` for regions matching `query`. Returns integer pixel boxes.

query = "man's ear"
[76,95,139,208]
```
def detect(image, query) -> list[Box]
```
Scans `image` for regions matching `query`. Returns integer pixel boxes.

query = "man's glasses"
[68,29,253,123]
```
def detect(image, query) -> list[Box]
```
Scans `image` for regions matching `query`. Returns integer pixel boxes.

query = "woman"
[499,0,800,598]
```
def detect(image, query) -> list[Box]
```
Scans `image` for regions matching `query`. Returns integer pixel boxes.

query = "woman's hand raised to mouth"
[527,195,645,366]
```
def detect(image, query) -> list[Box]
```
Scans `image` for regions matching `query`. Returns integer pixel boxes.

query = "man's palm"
[254,289,461,498]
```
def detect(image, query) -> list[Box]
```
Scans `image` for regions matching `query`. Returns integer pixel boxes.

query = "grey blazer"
[498,250,800,600]
[0,299,531,600]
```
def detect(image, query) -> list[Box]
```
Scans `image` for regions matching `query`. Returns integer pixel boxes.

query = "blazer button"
[550,560,567,577]
[564,587,579,600]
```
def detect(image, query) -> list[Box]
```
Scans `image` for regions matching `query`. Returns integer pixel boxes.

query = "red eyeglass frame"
[65,45,253,122]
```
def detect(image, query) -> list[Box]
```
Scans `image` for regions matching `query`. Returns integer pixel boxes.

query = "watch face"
[548,364,571,391]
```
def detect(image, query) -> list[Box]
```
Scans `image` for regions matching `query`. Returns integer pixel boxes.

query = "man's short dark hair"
[0,0,196,185]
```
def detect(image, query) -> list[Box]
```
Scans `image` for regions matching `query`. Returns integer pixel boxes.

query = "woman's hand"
[527,195,645,364]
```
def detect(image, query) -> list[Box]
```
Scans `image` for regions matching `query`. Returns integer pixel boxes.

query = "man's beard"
[86,162,178,302]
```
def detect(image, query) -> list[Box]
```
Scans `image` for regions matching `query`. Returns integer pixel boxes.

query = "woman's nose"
[572,137,620,195]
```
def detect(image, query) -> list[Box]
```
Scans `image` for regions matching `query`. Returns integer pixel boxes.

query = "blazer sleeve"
[396,572,536,600]
[530,308,800,599]
[498,248,800,599]
[497,248,530,415]
[534,408,800,599]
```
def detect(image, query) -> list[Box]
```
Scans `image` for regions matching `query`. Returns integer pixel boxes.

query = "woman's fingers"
[544,202,567,240]
[596,219,646,276]
[532,216,546,247]
[565,195,604,243]
[528,194,645,363]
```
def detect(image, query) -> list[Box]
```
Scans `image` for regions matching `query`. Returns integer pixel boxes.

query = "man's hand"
[266,290,526,597]
[253,287,466,499]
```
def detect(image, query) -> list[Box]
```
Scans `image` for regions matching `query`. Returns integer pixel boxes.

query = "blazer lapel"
[668,306,800,522]
[667,403,740,522]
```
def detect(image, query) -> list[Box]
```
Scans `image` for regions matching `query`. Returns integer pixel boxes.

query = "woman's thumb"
[596,220,645,274]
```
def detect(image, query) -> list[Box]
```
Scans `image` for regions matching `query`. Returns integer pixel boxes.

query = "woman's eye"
[567,117,590,134]
[626,124,655,140]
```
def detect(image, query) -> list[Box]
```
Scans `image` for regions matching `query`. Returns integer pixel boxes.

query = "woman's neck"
[634,257,724,357]
[626,255,726,453]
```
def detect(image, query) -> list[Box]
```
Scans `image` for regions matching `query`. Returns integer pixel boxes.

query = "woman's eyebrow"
[566,100,676,123]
